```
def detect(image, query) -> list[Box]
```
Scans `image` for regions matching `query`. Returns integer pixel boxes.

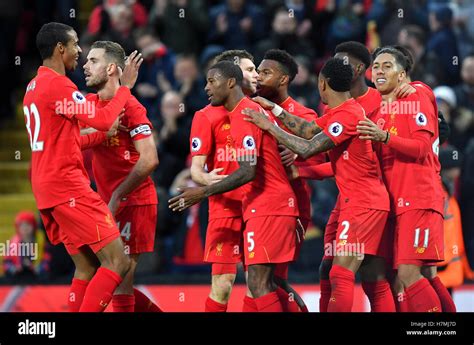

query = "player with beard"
[170,61,299,312]
[80,41,162,312]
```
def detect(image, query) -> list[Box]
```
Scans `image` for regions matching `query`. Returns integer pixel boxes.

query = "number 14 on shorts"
[116,221,132,241]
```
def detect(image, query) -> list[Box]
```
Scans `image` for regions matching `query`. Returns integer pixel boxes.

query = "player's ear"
[398,70,406,83]
[57,42,66,55]
[280,75,289,87]
[228,77,236,89]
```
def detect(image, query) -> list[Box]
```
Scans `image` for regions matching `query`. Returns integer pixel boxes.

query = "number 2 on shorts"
[339,220,350,240]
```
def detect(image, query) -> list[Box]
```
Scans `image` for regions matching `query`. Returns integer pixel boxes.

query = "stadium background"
[0,0,474,311]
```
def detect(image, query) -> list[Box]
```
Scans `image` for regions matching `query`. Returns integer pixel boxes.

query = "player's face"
[372,53,405,95]
[256,59,283,99]
[83,48,109,89]
[63,30,82,71]
[334,52,363,82]
[205,68,229,106]
[238,58,258,95]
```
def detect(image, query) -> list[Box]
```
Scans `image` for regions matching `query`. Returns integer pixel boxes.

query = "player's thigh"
[204,217,243,264]
[395,209,444,268]
[115,204,157,255]
[359,255,389,282]
[243,216,297,265]
[70,246,100,278]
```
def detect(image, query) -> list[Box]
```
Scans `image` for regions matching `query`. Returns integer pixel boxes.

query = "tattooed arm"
[252,96,321,139]
[242,107,335,159]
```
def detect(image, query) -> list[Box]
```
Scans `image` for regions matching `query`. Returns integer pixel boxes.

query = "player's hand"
[168,186,206,212]
[120,50,144,89]
[107,112,124,138]
[279,145,297,166]
[251,96,276,110]
[438,110,450,144]
[108,195,121,216]
[285,164,299,180]
[394,82,416,99]
[296,218,305,244]
[242,108,272,131]
[204,168,228,185]
[357,117,388,142]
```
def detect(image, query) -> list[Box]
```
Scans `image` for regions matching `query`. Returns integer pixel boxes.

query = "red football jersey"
[85,93,157,206]
[373,92,444,215]
[229,97,298,220]
[316,98,389,211]
[355,87,382,120]
[275,96,326,222]
[190,104,242,219]
[23,66,130,209]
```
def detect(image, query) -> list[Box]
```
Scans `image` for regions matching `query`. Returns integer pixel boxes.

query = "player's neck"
[326,92,351,109]
[224,89,245,111]
[272,90,289,105]
[42,59,66,76]
[350,78,368,99]
[97,79,121,100]
[381,88,398,103]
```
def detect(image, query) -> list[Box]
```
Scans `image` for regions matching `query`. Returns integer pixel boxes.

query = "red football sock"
[254,291,283,312]
[68,278,89,312]
[396,292,409,312]
[429,276,456,312]
[79,267,122,312]
[112,294,135,312]
[327,265,355,312]
[242,295,258,312]
[405,278,442,312]
[362,280,396,312]
[205,296,228,312]
[276,287,300,312]
[319,279,331,312]
[133,288,163,312]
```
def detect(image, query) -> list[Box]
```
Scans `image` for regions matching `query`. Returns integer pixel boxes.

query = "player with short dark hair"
[189,50,259,312]
[24,22,143,312]
[80,41,162,312]
[244,57,392,312]
[356,48,449,312]
[170,61,300,312]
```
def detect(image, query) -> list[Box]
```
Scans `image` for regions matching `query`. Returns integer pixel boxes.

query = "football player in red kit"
[170,61,299,312]
[244,58,391,312]
[357,46,454,312]
[80,41,161,312]
[23,22,142,312]
[189,50,258,312]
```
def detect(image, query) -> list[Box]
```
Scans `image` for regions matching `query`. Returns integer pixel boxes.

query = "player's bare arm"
[242,107,334,159]
[169,160,255,212]
[252,96,321,139]
[190,155,228,186]
[108,135,159,215]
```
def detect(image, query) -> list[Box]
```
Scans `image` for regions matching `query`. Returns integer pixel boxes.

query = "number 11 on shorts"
[413,228,429,248]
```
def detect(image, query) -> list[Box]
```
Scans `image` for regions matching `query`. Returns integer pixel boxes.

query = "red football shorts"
[274,218,308,280]
[243,216,297,265]
[332,208,389,258]
[204,217,244,265]
[394,209,444,268]
[115,204,157,254]
[322,206,339,260]
[40,191,120,255]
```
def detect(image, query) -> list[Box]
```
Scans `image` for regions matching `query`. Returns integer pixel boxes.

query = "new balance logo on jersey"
[328,122,343,137]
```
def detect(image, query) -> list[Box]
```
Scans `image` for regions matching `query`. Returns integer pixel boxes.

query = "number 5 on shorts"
[247,231,255,252]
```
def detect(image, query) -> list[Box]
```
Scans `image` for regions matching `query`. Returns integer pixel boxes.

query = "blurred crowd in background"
[1,0,474,285]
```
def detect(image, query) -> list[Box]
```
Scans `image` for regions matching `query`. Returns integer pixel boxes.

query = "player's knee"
[397,266,421,287]
[103,253,131,278]
[211,275,235,302]
[74,266,97,281]
[319,259,333,280]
